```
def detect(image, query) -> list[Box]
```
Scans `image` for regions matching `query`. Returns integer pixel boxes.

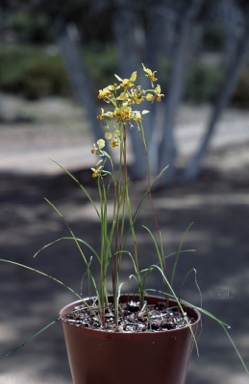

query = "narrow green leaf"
[0,258,82,299]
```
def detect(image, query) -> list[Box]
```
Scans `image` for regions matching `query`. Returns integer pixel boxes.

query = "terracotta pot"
[60,295,201,384]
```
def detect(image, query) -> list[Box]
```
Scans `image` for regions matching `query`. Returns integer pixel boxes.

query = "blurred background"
[0,0,249,383]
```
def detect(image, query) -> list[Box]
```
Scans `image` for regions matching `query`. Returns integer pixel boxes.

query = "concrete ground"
[0,96,249,383]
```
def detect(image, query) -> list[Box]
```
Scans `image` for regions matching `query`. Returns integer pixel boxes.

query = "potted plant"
[1,64,248,383]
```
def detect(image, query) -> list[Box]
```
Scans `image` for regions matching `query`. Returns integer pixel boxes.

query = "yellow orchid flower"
[113,106,132,121]
[97,139,105,149]
[122,79,134,88]
[117,91,129,101]
[91,144,97,154]
[142,63,158,83]
[111,138,119,148]
[98,85,115,99]
[155,84,164,101]
[105,132,112,140]
[130,88,144,104]
[98,87,111,99]
[97,108,105,121]
[91,168,99,178]
[132,111,143,122]
[130,71,137,82]
[114,71,137,88]
[97,109,114,120]
[145,93,155,102]
[91,139,106,154]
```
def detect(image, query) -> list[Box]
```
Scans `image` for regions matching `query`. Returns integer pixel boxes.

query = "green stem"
[123,124,144,307]
[98,175,108,324]
[139,122,168,306]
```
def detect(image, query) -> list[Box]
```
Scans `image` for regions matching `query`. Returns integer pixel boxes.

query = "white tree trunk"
[182,19,249,182]
[56,23,103,144]
[158,0,205,185]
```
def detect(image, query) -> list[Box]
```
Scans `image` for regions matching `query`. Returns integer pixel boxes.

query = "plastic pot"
[60,295,200,384]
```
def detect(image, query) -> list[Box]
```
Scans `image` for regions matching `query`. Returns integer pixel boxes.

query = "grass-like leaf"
[0,258,82,299]
[171,222,194,286]
[48,157,100,219]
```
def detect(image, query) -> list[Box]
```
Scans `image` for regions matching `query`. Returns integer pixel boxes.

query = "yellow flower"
[98,85,115,99]
[114,71,137,88]
[132,111,143,121]
[111,138,119,148]
[97,139,105,149]
[130,88,144,104]
[155,84,164,101]
[130,71,137,82]
[97,108,114,120]
[145,93,155,102]
[113,106,132,121]
[91,168,99,178]
[113,107,122,119]
[121,79,134,88]
[142,63,158,83]
[97,108,105,121]
[91,144,97,154]
[91,139,105,154]
[117,91,129,101]
[105,132,112,140]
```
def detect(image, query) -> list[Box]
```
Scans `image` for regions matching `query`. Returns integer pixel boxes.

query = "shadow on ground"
[0,168,248,383]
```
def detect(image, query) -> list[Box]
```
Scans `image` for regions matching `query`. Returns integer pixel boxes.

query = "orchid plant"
[87,64,165,324]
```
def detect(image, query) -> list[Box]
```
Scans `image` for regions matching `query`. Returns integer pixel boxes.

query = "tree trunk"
[112,0,154,180]
[55,23,102,144]
[181,19,249,182]
[222,0,242,61]
[158,0,204,185]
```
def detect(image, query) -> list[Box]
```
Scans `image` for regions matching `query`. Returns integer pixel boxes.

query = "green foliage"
[7,11,52,43]
[21,57,69,100]
[0,45,69,99]
[0,44,118,100]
